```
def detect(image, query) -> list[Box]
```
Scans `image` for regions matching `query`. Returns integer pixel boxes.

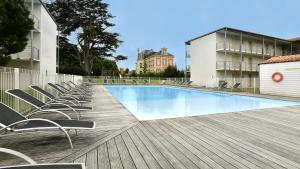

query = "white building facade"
[185,27,299,88]
[8,0,57,75]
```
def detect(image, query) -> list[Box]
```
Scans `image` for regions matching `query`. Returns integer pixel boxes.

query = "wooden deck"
[0,85,138,166]
[2,85,300,168]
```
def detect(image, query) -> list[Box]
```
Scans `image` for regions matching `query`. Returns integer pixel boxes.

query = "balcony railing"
[186,53,191,58]
[216,42,274,57]
[186,65,191,72]
[216,61,259,72]
[11,46,40,61]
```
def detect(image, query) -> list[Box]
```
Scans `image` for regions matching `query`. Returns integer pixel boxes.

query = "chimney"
[161,48,167,55]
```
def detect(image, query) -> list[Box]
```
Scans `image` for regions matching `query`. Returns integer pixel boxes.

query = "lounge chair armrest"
[57,96,81,105]
[60,94,81,100]
[52,98,78,106]
[1,119,73,148]
[26,110,72,120]
[40,102,80,120]
[0,148,36,164]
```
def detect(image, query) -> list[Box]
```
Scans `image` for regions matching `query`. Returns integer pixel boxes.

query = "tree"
[46,0,123,75]
[57,36,85,75]
[0,0,34,66]
[137,65,184,77]
[115,55,128,62]
[162,65,184,77]
[125,68,129,75]
[92,58,118,76]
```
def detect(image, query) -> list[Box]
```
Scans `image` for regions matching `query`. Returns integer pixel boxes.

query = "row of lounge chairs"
[169,79,193,86]
[0,81,96,169]
[219,81,241,90]
[103,79,149,85]
[1,81,94,169]
[0,81,95,150]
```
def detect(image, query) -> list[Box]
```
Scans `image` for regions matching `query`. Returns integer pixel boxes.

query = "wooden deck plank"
[121,131,149,169]
[222,112,300,144]
[146,121,212,169]
[114,135,137,169]
[73,154,86,164]
[127,128,162,169]
[107,138,124,169]
[208,113,300,163]
[86,149,98,169]
[131,125,175,169]
[97,143,110,169]
[142,122,201,169]
[148,120,247,169]
[172,118,274,169]
[193,116,300,168]
[137,123,187,169]
[177,117,282,169]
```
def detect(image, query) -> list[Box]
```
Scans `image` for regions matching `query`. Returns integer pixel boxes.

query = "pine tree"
[46,0,125,75]
[0,0,34,66]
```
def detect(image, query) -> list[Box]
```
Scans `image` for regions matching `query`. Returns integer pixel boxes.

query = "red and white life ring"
[272,72,284,83]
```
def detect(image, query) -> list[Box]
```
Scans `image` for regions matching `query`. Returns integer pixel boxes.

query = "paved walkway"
[2,85,300,169]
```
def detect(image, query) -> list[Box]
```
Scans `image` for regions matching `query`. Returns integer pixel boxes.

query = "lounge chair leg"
[60,129,73,149]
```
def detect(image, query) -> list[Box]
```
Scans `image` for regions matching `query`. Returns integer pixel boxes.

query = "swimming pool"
[106,85,300,120]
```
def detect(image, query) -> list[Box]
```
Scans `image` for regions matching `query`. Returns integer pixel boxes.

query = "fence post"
[14,68,20,111]
[254,78,256,93]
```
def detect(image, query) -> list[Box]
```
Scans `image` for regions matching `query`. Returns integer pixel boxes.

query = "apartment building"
[185,27,300,87]
[136,48,175,74]
[7,0,57,75]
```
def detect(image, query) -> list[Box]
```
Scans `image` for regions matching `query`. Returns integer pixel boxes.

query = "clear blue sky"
[75,0,300,70]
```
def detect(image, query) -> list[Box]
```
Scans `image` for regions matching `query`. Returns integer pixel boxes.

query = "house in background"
[185,27,300,87]
[259,54,300,97]
[136,48,175,74]
[8,0,57,75]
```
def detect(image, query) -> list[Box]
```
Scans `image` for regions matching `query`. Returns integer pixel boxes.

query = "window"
[156,58,161,66]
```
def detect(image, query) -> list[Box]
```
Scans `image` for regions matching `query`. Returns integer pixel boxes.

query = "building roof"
[289,36,300,42]
[185,27,291,45]
[260,54,300,65]
[139,49,174,60]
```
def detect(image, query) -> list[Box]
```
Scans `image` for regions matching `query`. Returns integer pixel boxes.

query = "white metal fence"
[84,76,190,85]
[0,67,83,114]
[83,76,259,92]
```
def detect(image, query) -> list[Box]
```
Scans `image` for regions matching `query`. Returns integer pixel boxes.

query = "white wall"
[260,62,300,97]
[39,5,57,75]
[190,33,217,87]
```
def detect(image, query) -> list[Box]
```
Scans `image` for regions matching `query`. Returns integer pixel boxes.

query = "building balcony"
[11,46,40,61]
[31,14,40,32]
[216,61,259,72]
[216,42,274,57]
[186,65,191,72]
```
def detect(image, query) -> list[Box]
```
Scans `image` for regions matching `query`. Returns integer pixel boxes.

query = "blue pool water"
[106,85,300,120]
